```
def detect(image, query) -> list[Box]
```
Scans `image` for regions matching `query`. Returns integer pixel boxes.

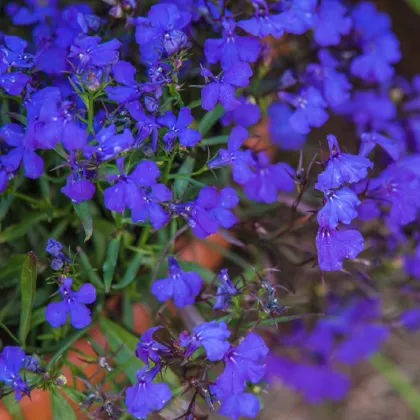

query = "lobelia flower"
[278,86,329,134]
[400,308,420,331]
[179,320,231,361]
[208,126,255,184]
[313,0,351,47]
[45,277,96,329]
[125,364,171,419]
[0,122,44,179]
[0,346,30,400]
[317,187,361,229]
[204,19,261,70]
[315,135,373,190]
[6,0,59,25]
[157,107,201,150]
[133,3,191,64]
[23,355,44,374]
[275,0,317,35]
[103,158,171,229]
[404,244,420,279]
[359,131,401,161]
[151,256,202,307]
[0,162,9,193]
[244,151,294,203]
[200,64,252,111]
[220,96,261,128]
[45,238,70,270]
[0,35,36,69]
[213,269,239,310]
[135,326,170,364]
[0,71,30,95]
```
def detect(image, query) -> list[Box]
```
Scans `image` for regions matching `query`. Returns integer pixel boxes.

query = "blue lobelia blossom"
[106,60,157,104]
[0,70,30,95]
[151,256,203,307]
[68,36,121,71]
[317,187,361,229]
[244,151,294,204]
[104,158,171,229]
[313,0,351,47]
[0,162,9,193]
[45,277,96,329]
[305,49,352,108]
[158,107,201,150]
[316,135,373,191]
[359,131,401,161]
[350,1,401,83]
[216,332,268,394]
[0,35,36,69]
[6,0,59,25]
[275,0,317,35]
[204,19,261,70]
[0,122,44,179]
[213,269,239,310]
[316,224,364,271]
[0,346,30,400]
[220,96,261,128]
[208,126,255,184]
[179,320,231,361]
[267,102,306,150]
[135,326,170,364]
[133,3,191,64]
[125,364,171,419]
[405,244,420,280]
[200,64,252,111]
[278,86,328,134]
[400,308,420,331]
[45,238,70,270]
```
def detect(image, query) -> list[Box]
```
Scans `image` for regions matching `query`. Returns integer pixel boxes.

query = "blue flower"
[0,71,30,95]
[208,126,255,184]
[158,107,201,150]
[45,238,70,270]
[179,320,231,361]
[201,64,252,111]
[317,187,361,229]
[278,87,328,134]
[316,135,373,190]
[313,0,351,47]
[244,152,294,203]
[151,257,202,307]
[0,346,30,400]
[359,131,401,161]
[221,96,261,128]
[135,326,170,364]
[0,35,36,69]
[400,308,420,331]
[211,388,260,420]
[125,365,171,419]
[275,0,317,35]
[204,19,261,70]
[45,277,96,329]
[213,269,239,310]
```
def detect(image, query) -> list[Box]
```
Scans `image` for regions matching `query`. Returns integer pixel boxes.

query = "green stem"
[87,93,94,134]
[163,152,176,184]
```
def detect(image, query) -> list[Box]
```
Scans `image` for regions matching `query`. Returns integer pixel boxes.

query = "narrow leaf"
[174,157,195,200]
[198,104,224,137]
[73,202,93,242]
[0,213,49,243]
[406,0,420,14]
[19,252,37,347]
[112,253,143,290]
[102,236,121,292]
[1,393,24,420]
[51,389,76,420]
[0,320,21,345]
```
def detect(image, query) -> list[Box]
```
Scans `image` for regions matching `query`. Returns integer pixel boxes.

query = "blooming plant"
[1,0,420,418]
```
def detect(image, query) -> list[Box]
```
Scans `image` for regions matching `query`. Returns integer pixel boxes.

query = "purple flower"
[316,135,373,190]
[201,64,252,111]
[405,245,420,279]
[0,346,30,400]
[313,0,351,47]
[151,257,202,307]
[221,96,261,128]
[45,277,96,329]
[317,187,361,229]
[0,35,36,69]
[0,122,44,179]
[278,87,328,134]
[0,163,9,193]
[211,389,260,420]
[158,107,201,150]
[359,131,401,161]
[213,269,239,310]
[135,326,169,364]
[204,19,261,70]
[125,365,171,419]
[208,126,255,184]
[244,151,294,204]
[316,226,364,271]
[0,71,30,95]
[276,0,317,35]
[45,238,70,270]
[400,308,420,331]
[6,0,59,25]
[179,320,231,361]
[133,3,191,63]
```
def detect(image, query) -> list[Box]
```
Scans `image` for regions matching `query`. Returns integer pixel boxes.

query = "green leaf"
[201,135,229,146]
[112,253,143,290]
[174,157,195,200]
[198,104,224,137]
[0,213,50,243]
[73,202,93,242]
[76,246,103,290]
[19,252,37,347]
[0,320,21,345]
[371,353,420,417]
[102,236,121,292]
[1,393,24,420]
[51,388,76,420]
[406,0,420,14]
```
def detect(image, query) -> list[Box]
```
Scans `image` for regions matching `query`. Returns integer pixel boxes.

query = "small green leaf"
[1,393,24,420]
[406,0,420,14]
[0,320,21,345]
[103,236,121,292]
[198,104,224,137]
[174,157,195,200]
[51,388,77,420]
[76,246,103,290]
[112,253,143,290]
[19,252,37,347]
[0,213,50,243]
[73,202,93,242]
[201,135,229,146]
